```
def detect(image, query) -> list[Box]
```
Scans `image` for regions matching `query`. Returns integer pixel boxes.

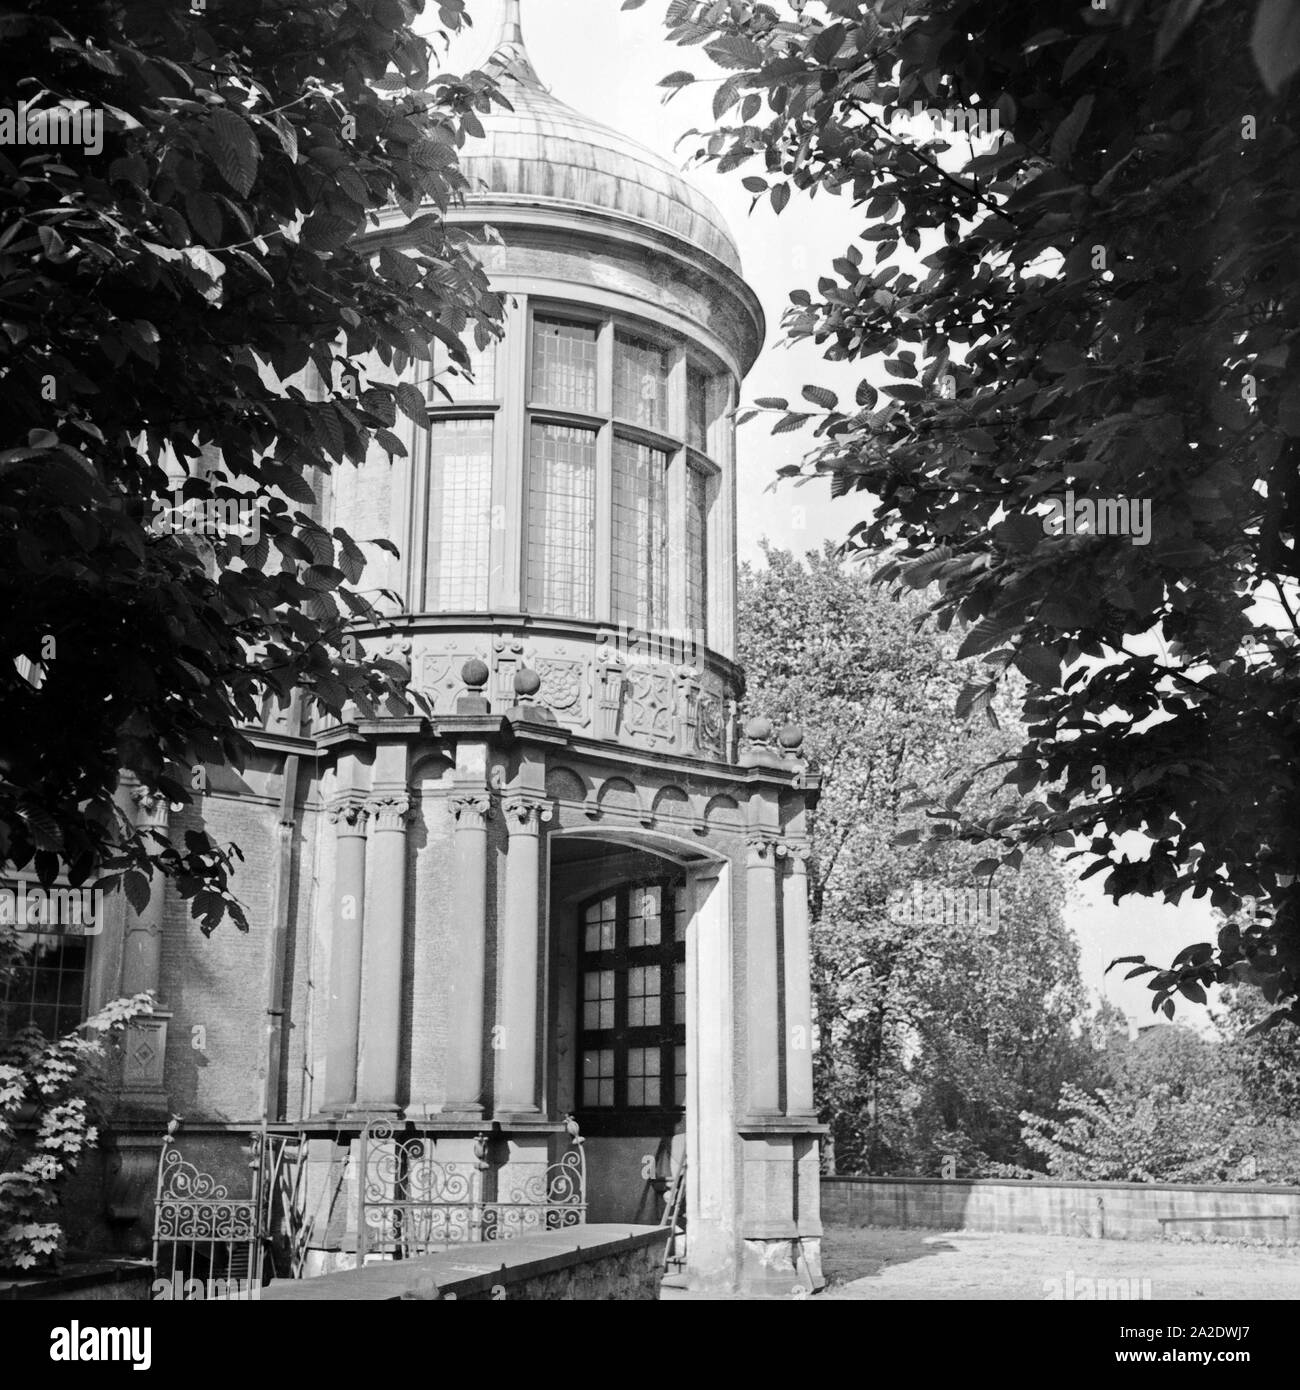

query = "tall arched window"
[578,880,686,1116]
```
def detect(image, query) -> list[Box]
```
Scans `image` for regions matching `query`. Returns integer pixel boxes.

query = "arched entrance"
[546,829,732,1275]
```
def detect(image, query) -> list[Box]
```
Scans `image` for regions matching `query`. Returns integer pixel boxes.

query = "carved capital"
[328,797,370,831]
[450,793,492,829]
[501,796,553,832]
[745,833,787,863]
[367,794,412,832]
[131,787,171,828]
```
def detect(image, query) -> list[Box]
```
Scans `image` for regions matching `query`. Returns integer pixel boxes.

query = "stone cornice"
[364,203,765,375]
[335,612,745,695]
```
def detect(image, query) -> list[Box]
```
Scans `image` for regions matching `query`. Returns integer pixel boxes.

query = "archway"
[546,828,732,1272]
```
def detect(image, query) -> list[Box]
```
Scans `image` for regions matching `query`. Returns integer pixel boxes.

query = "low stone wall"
[0,1260,156,1301]
[261,1224,664,1301]
[821,1176,1300,1243]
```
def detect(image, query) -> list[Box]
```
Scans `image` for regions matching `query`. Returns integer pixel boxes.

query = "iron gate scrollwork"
[152,1134,263,1296]
[358,1119,587,1259]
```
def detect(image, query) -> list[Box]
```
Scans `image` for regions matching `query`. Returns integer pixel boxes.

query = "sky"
[440,0,1222,1032]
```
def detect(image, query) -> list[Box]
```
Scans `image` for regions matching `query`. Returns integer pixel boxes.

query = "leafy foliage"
[1007,1015,1300,1183]
[658,0,1300,1025]
[739,545,1094,1173]
[0,0,503,930]
[1015,1080,1236,1183]
[0,963,151,1271]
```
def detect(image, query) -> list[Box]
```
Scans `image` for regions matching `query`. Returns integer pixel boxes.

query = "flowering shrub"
[0,992,152,1271]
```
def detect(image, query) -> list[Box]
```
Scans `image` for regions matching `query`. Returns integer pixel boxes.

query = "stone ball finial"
[777,723,805,752]
[744,715,773,742]
[514,667,542,698]
[461,658,490,689]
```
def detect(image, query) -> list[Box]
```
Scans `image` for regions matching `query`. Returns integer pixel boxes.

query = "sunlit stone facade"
[80,1,823,1294]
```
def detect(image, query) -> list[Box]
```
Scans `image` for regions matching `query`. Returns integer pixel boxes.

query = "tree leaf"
[1251,0,1300,92]
[802,385,839,410]
[1049,93,1094,168]
[1014,644,1061,687]
[205,108,260,198]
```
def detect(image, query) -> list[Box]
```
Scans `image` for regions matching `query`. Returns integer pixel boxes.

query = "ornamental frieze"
[533,657,585,714]
[416,650,487,711]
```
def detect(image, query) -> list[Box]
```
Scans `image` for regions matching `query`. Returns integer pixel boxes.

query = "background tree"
[651,0,1300,1027]
[0,0,503,930]
[1009,1013,1300,1183]
[739,544,1094,1173]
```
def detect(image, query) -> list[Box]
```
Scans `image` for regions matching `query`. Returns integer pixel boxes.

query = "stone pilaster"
[322,797,369,1113]
[782,845,816,1118]
[355,793,411,1112]
[495,796,550,1116]
[744,833,784,1116]
[443,791,491,1116]
[120,787,171,1110]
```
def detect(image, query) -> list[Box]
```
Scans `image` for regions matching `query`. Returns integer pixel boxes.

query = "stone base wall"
[822,1176,1300,1243]
[261,1224,664,1301]
[739,1235,823,1297]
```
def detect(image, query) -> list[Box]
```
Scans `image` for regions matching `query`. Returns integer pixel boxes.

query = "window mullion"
[494,295,528,611]
[595,320,614,624]
[614,886,629,1109]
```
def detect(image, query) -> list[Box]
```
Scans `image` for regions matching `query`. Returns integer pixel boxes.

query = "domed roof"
[459,2,743,275]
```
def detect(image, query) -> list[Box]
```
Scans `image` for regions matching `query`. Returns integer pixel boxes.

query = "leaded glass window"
[532,317,598,412]
[686,364,710,451]
[612,439,669,629]
[0,926,88,1040]
[582,1048,615,1108]
[576,881,686,1114]
[686,463,711,641]
[614,331,669,431]
[526,422,596,619]
[626,1047,660,1107]
[430,333,498,404]
[425,419,493,610]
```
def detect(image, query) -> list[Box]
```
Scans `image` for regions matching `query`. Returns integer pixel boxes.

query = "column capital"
[745,833,786,863]
[450,793,492,828]
[131,786,171,828]
[501,796,553,833]
[784,841,811,874]
[327,796,370,832]
[366,793,412,832]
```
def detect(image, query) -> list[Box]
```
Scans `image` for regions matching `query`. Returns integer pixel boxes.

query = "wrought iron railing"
[151,1133,263,1298]
[358,1119,587,1260]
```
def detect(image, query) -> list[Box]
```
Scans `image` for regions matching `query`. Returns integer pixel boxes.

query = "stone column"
[496,796,549,1116]
[355,794,411,1112]
[444,792,491,1115]
[120,787,171,1108]
[322,798,368,1113]
[684,861,737,1289]
[782,847,816,1117]
[745,834,783,1116]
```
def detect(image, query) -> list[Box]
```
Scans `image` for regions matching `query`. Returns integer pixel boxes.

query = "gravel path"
[817,1226,1300,1300]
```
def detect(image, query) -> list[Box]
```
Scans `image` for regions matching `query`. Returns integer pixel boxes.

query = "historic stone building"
[11,1,824,1294]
